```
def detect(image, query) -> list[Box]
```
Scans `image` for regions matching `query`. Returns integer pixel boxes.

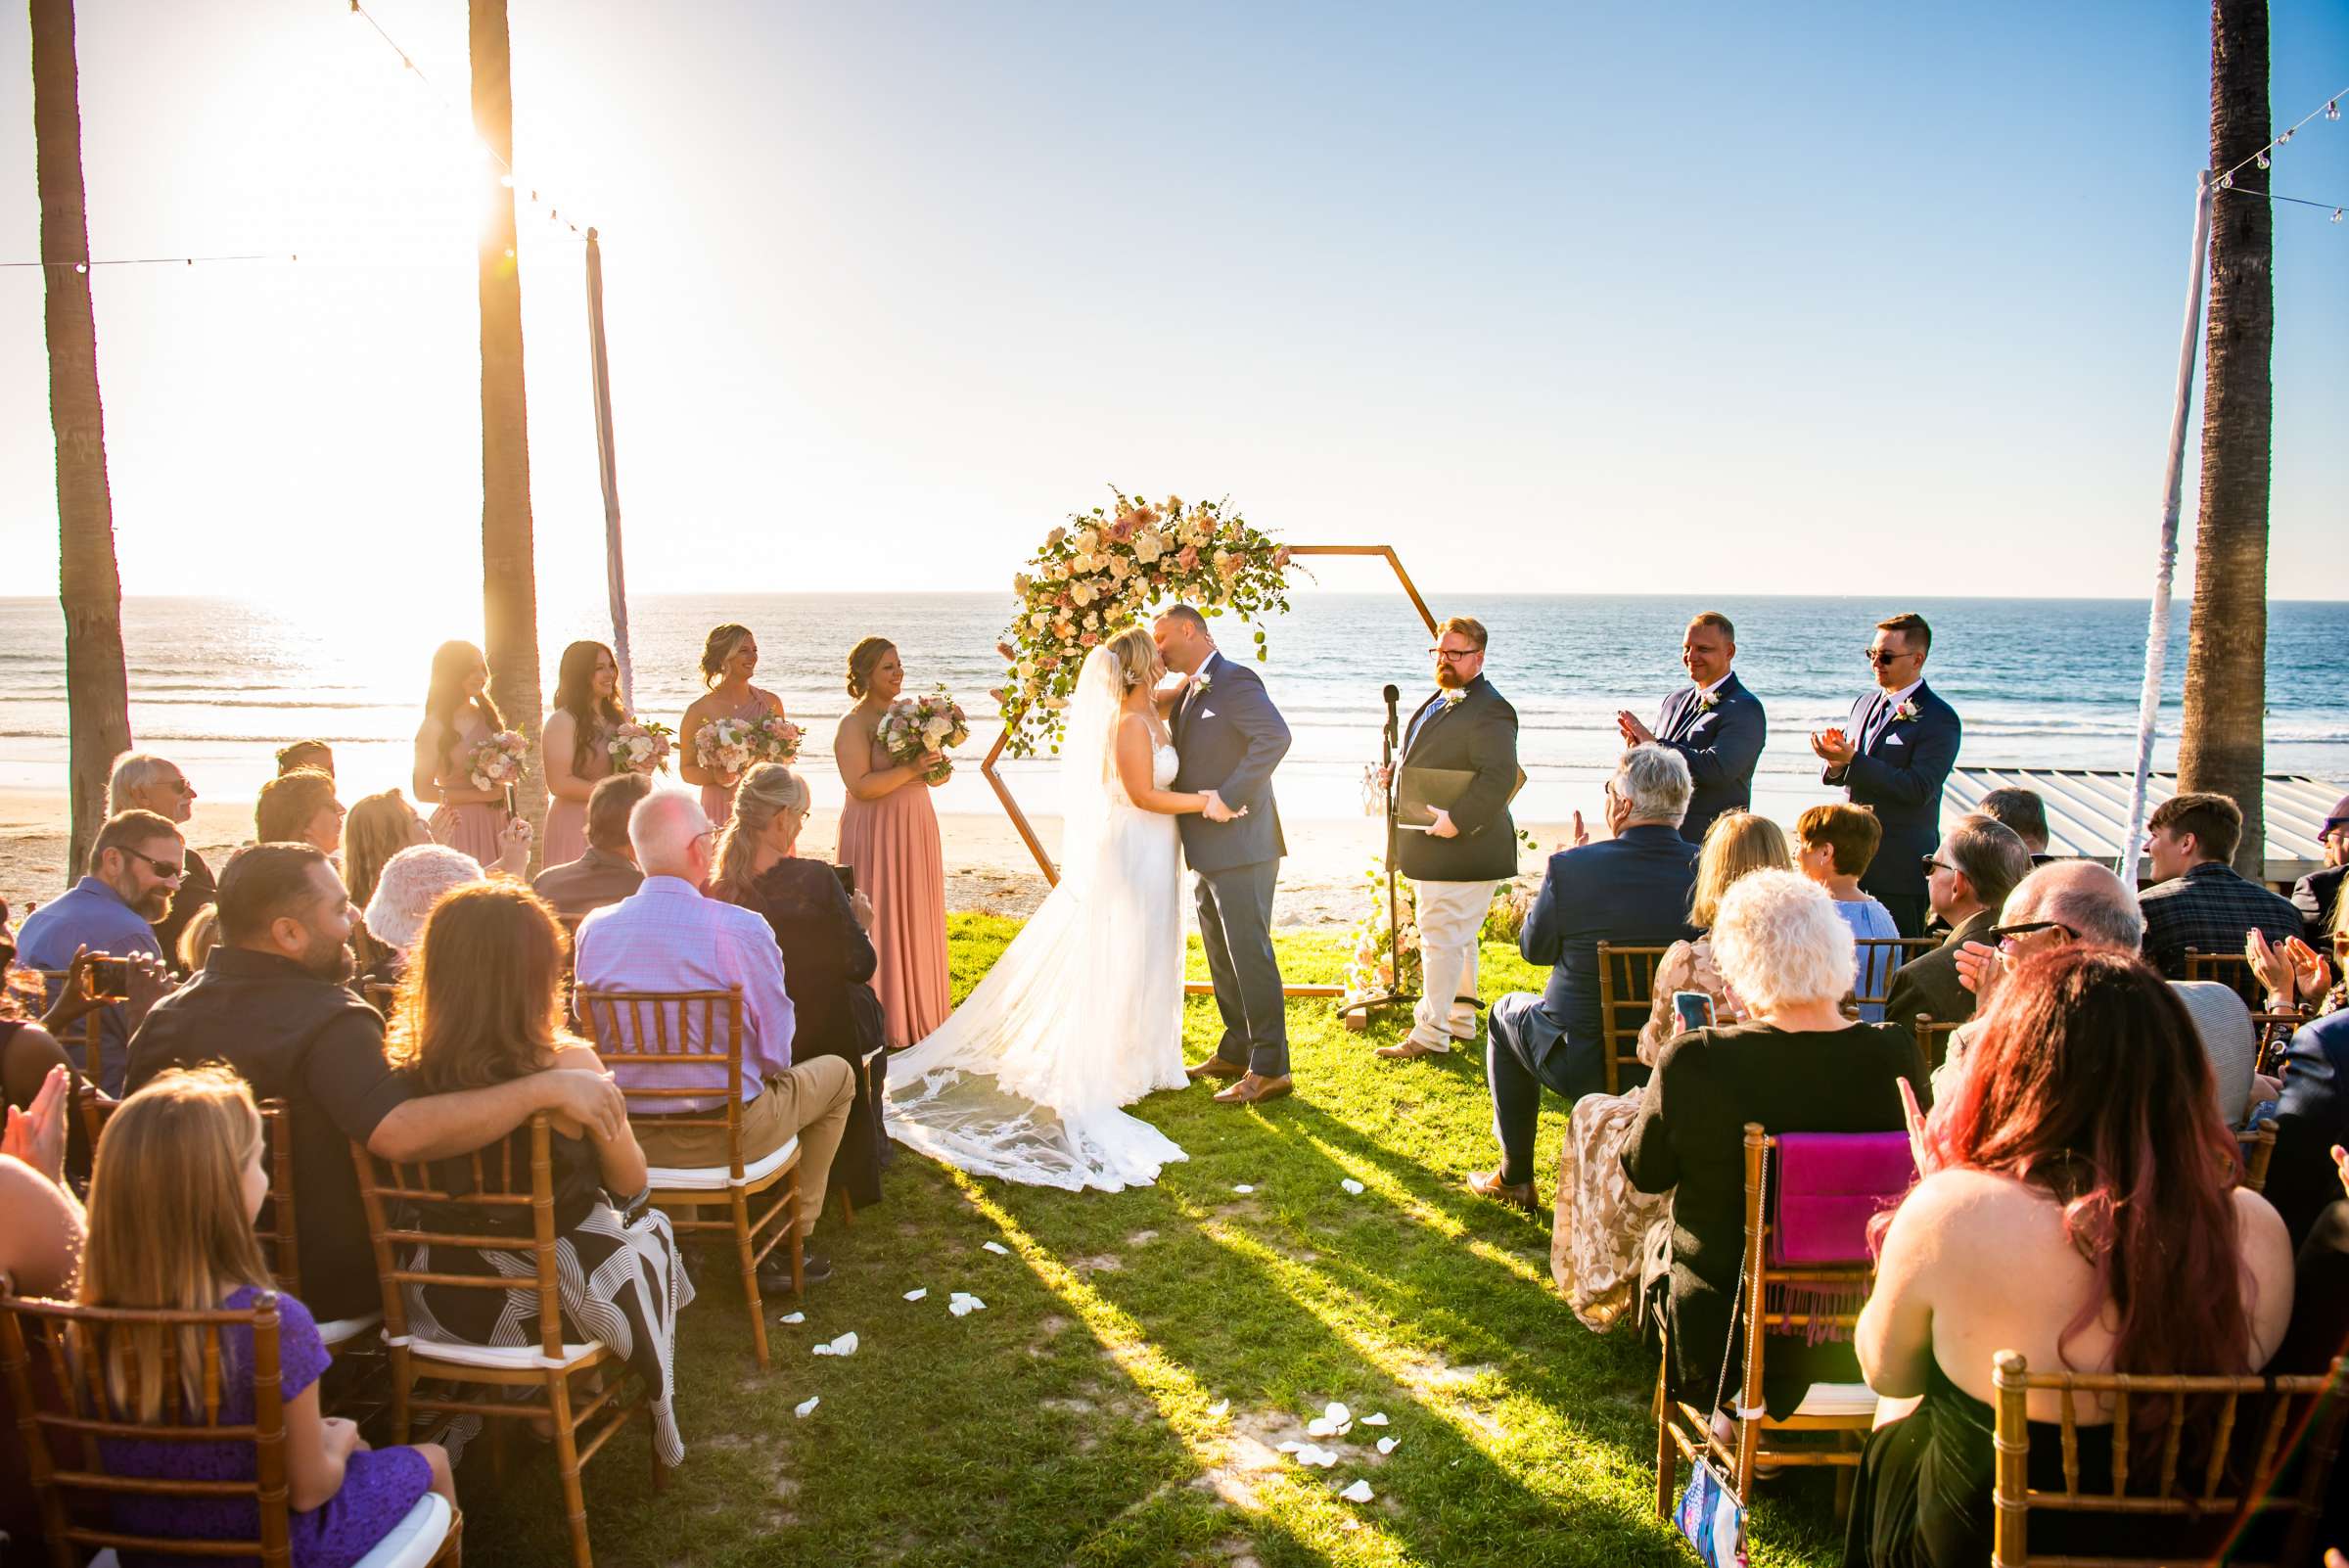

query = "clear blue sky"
[1,0,2343,611]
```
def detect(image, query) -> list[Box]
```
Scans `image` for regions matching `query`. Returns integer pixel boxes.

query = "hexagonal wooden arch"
[979,544,1440,999]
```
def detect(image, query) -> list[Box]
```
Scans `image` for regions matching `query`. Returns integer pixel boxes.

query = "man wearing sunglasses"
[2290,792,2348,945]
[13,808,185,1093]
[1808,612,1961,939]
[107,751,215,974]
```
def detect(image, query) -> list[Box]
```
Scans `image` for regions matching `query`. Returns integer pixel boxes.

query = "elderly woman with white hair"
[1623,868,1927,1421]
[360,844,492,987]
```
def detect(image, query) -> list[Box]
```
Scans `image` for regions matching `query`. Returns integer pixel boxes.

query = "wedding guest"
[1614,611,1766,847]
[1,968,75,1114]
[1882,813,2031,1037]
[1376,616,1521,1061]
[1810,612,1961,937]
[80,1066,455,1557]
[2268,1005,2349,1250]
[833,637,949,1050]
[412,639,511,865]
[1471,745,1700,1210]
[1626,869,1926,1422]
[679,623,788,826]
[342,789,432,980]
[1551,810,1789,1330]
[532,770,651,921]
[1937,861,2261,1126]
[388,882,694,1469]
[363,845,491,975]
[274,739,336,779]
[1793,803,1902,1020]
[711,763,887,1212]
[575,791,854,1287]
[16,809,185,1092]
[125,842,627,1323]
[0,1064,78,1553]
[1846,946,2293,1568]
[1974,785,2053,859]
[175,903,221,975]
[2138,792,2300,988]
[255,768,345,856]
[542,639,627,868]
[2291,793,2348,943]
[108,752,214,973]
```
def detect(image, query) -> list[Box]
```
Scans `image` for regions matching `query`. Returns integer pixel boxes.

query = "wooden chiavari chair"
[1911,1013,1964,1076]
[2184,947,2264,1008]
[1595,944,1673,1095]
[1849,937,1938,1019]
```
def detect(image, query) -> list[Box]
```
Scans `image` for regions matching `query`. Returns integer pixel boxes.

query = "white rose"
[1051,561,1072,580]
[1074,528,1100,555]
[1132,530,1165,564]
[1083,611,1099,629]
[1013,573,1032,595]
[1108,555,1131,580]
[923,718,948,746]
[1029,611,1049,632]
[1070,580,1095,607]
[1047,527,1066,547]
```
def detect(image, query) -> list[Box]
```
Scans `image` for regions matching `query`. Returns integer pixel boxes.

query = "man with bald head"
[575,791,854,1288]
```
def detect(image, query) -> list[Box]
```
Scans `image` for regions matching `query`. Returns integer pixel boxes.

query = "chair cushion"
[646,1133,800,1192]
[1787,1381,1880,1420]
[315,1311,384,1349]
[352,1490,457,1568]
[390,1334,605,1371]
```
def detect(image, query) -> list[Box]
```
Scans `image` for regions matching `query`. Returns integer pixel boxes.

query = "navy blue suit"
[1171,649,1293,1077]
[1823,681,1960,937]
[1485,824,1700,1183]
[1653,672,1766,847]
[2269,1010,2349,1249]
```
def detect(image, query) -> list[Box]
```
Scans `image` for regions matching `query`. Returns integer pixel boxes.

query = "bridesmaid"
[542,640,626,867]
[679,623,788,826]
[834,637,950,1048]
[412,639,509,864]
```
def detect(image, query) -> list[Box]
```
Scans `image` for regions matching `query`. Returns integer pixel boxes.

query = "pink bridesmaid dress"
[836,734,949,1048]
[541,720,615,867]
[697,689,777,828]
[429,711,508,865]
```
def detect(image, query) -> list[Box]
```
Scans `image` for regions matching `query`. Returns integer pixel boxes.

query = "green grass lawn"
[456,914,1848,1566]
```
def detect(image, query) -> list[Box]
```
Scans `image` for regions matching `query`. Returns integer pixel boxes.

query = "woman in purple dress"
[413,639,511,865]
[81,1065,453,1566]
[679,623,790,826]
[541,640,628,867]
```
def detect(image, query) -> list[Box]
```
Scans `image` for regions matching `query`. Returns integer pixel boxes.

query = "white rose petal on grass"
[982,1241,1010,1256]
[1340,1479,1375,1503]
[794,1396,820,1419]
[903,1288,928,1302]
[810,1331,858,1357]
[1359,1411,1390,1426]
[1377,1436,1400,1455]
[1231,1183,1255,1194]
[1292,1444,1340,1469]
[1307,1401,1354,1438]
[1340,1178,1365,1195]
[948,1292,987,1316]
[1206,1399,1230,1417]
[778,1312,806,1325]
[1276,1441,1301,1453]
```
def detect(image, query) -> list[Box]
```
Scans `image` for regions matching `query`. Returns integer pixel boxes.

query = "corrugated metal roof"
[1946,768,2343,883]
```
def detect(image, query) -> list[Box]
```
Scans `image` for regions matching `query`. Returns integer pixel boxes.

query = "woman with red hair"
[1845,945,2294,1566]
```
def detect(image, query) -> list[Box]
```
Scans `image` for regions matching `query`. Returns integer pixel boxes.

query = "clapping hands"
[1,1064,70,1186]
[1613,710,1656,746]
[2246,928,2331,1008]
[1810,726,1857,767]
[1954,940,2003,1002]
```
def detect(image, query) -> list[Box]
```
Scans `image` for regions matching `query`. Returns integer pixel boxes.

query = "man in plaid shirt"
[2138,793,2302,989]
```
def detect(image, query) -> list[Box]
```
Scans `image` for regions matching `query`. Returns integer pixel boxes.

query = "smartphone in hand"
[1671,991,1715,1035]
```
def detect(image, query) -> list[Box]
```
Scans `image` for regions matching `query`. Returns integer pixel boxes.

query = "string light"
[0,253,299,271]
[2212,81,2349,192]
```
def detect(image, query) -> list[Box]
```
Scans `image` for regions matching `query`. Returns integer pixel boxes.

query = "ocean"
[3,593,2344,823]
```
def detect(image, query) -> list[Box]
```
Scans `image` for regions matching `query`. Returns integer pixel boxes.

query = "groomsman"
[1375,617,1520,1061]
[1615,611,1765,846]
[1810,612,1961,938]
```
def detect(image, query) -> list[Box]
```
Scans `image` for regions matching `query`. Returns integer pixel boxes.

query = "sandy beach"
[0,787,1587,933]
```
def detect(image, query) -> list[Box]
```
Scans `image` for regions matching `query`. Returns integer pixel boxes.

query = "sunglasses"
[1866,647,1914,667]
[122,847,187,883]
[1921,855,1950,878]
[1989,919,2076,945]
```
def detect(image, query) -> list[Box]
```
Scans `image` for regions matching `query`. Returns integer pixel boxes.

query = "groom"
[1153,605,1294,1106]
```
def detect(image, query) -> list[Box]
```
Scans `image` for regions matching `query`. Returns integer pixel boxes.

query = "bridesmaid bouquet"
[880,687,970,785]
[754,715,804,763]
[466,730,530,793]
[608,719,674,774]
[693,717,760,778]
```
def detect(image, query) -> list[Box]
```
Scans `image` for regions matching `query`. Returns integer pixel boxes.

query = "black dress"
[1622,1020,1926,1416]
[725,857,887,1209]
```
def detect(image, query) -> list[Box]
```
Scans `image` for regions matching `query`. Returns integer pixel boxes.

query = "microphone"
[1382,684,1400,749]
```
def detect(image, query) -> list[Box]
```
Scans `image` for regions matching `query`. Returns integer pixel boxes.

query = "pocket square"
[1884,734,1905,747]
[1690,714,1716,731]
[1197,707,1218,719]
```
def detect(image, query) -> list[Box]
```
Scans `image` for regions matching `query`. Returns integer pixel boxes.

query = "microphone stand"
[1343,684,1418,1032]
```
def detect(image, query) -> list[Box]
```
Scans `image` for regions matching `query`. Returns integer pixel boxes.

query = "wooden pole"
[583,228,634,710]
[2119,171,2215,884]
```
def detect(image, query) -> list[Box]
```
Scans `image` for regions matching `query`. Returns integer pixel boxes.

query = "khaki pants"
[1408,879,1489,1050]
[633,1056,854,1238]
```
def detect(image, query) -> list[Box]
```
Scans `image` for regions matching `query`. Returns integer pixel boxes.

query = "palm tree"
[30,0,131,883]
[2177,0,2273,880]
[468,0,546,853]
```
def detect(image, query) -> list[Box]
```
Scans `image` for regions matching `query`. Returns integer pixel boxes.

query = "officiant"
[1375,617,1521,1061]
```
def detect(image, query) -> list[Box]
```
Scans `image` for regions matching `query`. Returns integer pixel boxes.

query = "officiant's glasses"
[1428,646,1479,662]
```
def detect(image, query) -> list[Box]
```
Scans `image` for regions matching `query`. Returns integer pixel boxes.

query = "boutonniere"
[1190,670,1213,696]
[1892,700,1918,723]
[1695,688,1720,712]
[1441,687,1467,709]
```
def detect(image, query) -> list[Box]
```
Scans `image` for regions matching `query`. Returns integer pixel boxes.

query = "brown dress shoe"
[1465,1167,1539,1213]
[1213,1072,1294,1105]
[1372,1038,1443,1060]
[1185,1056,1248,1082]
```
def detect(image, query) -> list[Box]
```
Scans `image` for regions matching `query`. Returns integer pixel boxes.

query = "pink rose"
[1176,544,1200,572]
[1108,514,1137,543]
[1080,630,1099,647]
[1272,546,1292,568]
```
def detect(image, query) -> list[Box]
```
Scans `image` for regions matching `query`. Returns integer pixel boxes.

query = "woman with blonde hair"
[678,623,788,825]
[833,636,950,1048]
[883,624,1216,1190]
[411,639,511,865]
[387,882,693,1468]
[1550,810,1792,1329]
[78,1064,452,1560]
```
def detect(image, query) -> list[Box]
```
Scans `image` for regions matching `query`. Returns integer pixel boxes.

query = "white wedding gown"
[884,651,1189,1192]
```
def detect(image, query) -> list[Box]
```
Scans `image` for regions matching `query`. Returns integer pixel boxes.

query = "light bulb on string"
[2220,171,2234,189]
[2278,128,2294,144]
[2334,208,2345,224]
[2256,151,2271,169]
[2328,100,2340,120]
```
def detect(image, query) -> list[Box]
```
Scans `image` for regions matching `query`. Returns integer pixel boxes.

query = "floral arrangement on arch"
[1340,853,1423,1009]
[991,488,1295,757]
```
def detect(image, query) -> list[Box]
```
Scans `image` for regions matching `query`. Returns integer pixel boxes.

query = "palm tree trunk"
[469,0,546,857]
[2177,0,2273,880]
[31,0,131,885]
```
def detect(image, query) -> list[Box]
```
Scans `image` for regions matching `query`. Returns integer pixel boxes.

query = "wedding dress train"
[882,649,1189,1192]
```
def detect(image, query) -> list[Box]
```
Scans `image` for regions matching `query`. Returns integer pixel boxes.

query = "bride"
[883,625,1226,1191]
